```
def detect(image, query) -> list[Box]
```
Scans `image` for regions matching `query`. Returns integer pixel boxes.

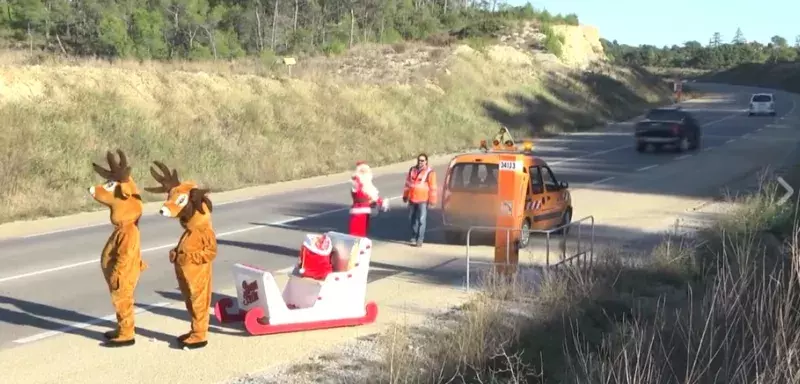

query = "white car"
[748,93,776,116]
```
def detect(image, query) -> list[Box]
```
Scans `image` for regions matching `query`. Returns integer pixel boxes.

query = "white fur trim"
[362,182,379,201]
[353,172,379,201]
[355,163,371,174]
[350,207,372,214]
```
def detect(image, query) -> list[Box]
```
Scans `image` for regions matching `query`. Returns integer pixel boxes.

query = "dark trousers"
[408,202,428,243]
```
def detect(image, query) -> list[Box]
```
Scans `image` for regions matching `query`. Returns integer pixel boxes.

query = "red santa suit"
[349,162,389,237]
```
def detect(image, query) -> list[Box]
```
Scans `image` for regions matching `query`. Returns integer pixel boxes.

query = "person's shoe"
[101,338,136,348]
[179,340,208,350]
[409,238,417,246]
[176,333,191,343]
[103,330,119,340]
[415,240,423,247]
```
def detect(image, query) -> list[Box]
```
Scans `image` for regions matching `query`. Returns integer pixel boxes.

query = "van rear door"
[442,161,499,229]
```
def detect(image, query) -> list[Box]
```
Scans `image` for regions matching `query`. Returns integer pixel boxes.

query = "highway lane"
[0,82,795,348]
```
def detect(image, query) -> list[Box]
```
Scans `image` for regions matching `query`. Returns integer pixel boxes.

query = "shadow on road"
[0,296,174,344]
[147,291,248,338]
[218,239,297,258]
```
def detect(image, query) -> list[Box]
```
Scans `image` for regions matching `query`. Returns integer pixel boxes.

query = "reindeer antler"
[190,188,213,214]
[92,149,132,181]
[144,161,181,193]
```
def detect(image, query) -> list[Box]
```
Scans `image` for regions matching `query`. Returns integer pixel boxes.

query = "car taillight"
[671,124,681,135]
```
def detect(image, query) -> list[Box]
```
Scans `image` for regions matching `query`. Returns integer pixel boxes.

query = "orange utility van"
[440,129,573,246]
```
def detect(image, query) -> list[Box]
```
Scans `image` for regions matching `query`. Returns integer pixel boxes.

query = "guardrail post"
[462,217,594,293]
[465,227,473,292]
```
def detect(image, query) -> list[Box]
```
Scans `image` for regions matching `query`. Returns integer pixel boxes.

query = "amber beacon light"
[522,141,533,152]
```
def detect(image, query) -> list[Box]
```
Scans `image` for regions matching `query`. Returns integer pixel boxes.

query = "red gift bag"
[297,234,334,280]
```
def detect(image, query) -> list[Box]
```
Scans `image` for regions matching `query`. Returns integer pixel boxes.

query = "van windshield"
[447,162,499,193]
[752,94,772,102]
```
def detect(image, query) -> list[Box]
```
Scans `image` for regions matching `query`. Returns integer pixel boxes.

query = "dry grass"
[374,179,800,383]
[0,41,673,224]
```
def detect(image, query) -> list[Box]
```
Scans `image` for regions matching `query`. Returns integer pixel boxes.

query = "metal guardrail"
[463,215,595,291]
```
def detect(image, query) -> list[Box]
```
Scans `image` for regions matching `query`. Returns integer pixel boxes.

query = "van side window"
[529,166,543,194]
[542,166,558,190]
[447,162,499,192]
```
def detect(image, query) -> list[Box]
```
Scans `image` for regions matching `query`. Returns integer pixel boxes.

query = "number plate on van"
[499,161,517,170]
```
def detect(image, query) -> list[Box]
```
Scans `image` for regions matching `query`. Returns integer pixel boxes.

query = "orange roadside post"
[494,153,528,276]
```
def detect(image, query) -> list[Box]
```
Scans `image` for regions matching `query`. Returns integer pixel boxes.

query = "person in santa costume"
[350,161,389,237]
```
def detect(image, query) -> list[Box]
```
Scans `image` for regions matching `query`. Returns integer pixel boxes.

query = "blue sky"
[507,0,798,47]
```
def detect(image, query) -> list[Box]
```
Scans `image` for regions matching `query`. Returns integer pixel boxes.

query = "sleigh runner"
[214,231,378,336]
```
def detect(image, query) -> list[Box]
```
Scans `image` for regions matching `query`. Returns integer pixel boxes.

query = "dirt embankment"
[0,23,674,224]
[696,62,800,94]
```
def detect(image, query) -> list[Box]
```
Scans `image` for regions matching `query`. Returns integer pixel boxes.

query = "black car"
[634,107,702,153]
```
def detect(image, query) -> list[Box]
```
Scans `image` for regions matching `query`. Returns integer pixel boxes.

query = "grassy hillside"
[0,22,675,224]
[697,62,800,93]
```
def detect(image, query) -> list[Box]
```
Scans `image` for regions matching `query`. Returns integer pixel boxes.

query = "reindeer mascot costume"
[145,161,217,350]
[350,161,389,237]
[87,150,146,348]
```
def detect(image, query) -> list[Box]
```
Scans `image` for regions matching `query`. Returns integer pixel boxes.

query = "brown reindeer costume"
[145,161,217,349]
[87,150,147,348]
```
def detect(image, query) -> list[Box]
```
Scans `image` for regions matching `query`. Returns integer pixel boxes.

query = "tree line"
[0,0,578,61]
[602,28,800,70]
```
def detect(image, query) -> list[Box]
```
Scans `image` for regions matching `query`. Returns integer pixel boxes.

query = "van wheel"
[518,220,531,249]
[554,208,572,235]
[443,230,464,245]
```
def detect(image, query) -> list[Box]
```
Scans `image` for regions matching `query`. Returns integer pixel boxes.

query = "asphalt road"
[0,82,795,349]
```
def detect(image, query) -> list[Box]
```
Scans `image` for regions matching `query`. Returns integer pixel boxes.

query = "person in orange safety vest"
[402,153,437,247]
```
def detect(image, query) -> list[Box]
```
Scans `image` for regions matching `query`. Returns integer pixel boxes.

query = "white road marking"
[675,154,691,160]
[15,180,371,240]
[0,101,774,284]
[703,147,713,152]
[548,144,631,166]
[7,102,752,241]
[6,95,783,345]
[637,164,659,172]
[12,302,172,344]
[0,140,642,285]
[590,176,615,185]
[0,202,378,285]
[702,114,740,127]
[726,139,735,144]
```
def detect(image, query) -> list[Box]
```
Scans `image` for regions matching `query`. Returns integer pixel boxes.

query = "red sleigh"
[214,231,378,336]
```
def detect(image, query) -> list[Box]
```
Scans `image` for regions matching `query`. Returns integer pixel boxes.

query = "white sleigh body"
[213,231,378,335]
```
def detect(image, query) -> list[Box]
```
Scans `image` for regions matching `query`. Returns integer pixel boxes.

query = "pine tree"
[732,28,745,44]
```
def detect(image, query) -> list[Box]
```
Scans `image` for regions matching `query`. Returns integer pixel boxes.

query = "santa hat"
[354,161,371,176]
[352,161,379,200]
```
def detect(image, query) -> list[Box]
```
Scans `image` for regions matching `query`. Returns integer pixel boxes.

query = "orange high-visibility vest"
[402,166,437,205]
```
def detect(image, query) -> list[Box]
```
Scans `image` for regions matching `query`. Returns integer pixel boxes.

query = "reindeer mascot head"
[87,149,146,348]
[145,161,217,350]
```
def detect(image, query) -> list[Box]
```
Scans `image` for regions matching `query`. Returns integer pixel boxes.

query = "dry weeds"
[368,179,800,383]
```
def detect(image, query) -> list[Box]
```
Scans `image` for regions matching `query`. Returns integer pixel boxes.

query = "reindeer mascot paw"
[145,161,217,350]
[87,150,146,348]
